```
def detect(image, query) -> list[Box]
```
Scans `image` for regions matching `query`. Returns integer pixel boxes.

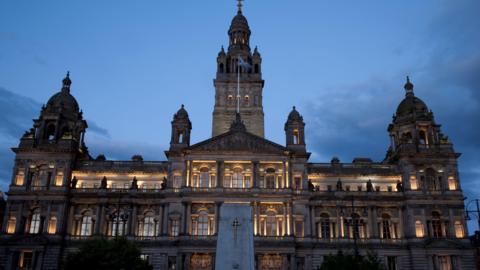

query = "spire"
[404,76,414,96]
[62,71,72,92]
[237,0,243,14]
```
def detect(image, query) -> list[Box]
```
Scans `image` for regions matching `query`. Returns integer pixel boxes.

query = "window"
[448,177,457,190]
[426,168,440,191]
[232,168,243,188]
[18,250,34,270]
[223,175,232,188]
[194,212,209,236]
[15,169,25,185]
[265,211,277,236]
[47,217,57,234]
[29,211,41,234]
[320,214,330,239]
[244,175,251,188]
[415,220,424,238]
[80,215,93,236]
[173,175,182,188]
[294,176,302,189]
[55,172,63,186]
[438,256,452,270]
[169,219,179,237]
[6,217,16,234]
[387,256,397,270]
[295,219,304,237]
[199,167,210,188]
[293,129,300,144]
[142,216,155,237]
[431,212,443,238]
[410,176,418,190]
[454,221,464,238]
[419,130,427,145]
[140,254,150,263]
[381,215,392,239]
[109,213,127,236]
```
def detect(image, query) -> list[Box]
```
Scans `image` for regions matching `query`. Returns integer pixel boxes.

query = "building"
[0,2,476,270]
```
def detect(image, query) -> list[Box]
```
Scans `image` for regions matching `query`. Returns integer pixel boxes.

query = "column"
[448,208,455,238]
[216,161,223,188]
[256,203,261,236]
[372,207,379,238]
[282,162,288,188]
[367,206,374,238]
[158,204,164,237]
[253,202,258,235]
[215,202,221,234]
[162,204,169,236]
[66,205,75,235]
[287,203,292,236]
[252,161,259,188]
[283,203,287,236]
[398,207,404,239]
[94,204,104,235]
[129,204,137,236]
[310,205,316,237]
[185,203,191,235]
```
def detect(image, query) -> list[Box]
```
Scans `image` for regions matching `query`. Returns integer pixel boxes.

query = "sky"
[0,0,479,231]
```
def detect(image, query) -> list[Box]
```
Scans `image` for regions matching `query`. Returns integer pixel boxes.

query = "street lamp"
[464,198,480,231]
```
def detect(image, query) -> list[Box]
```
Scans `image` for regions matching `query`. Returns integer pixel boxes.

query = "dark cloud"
[304,0,480,232]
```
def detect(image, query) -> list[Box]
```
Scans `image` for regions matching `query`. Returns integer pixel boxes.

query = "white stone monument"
[215,203,255,270]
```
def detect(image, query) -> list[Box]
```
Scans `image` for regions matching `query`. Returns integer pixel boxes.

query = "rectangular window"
[170,219,179,237]
[438,256,452,270]
[294,177,301,189]
[244,175,251,188]
[18,251,34,270]
[295,220,304,237]
[223,175,232,188]
[15,169,25,186]
[387,256,397,270]
[410,175,418,190]
[140,254,150,263]
[47,217,57,234]
[454,221,464,238]
[55,171,64,186]
[6,217,16,234]
[192,175,199,187]
[448,177,457,190]
[174,175,182,188]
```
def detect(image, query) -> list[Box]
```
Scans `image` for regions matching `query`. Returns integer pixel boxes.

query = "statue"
[336,179,343,191]
[161,177,167,190]
[396,180,404,192]
[307,180,315,191]
[100,176,108,189]
[366,179,374,192]
[70,176,78,189]
[130,176,138,190]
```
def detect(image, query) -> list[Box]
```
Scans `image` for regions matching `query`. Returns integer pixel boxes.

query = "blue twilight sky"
[1,1,480,229]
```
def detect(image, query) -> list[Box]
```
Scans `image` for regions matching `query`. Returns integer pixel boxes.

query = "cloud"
[304,0,480,233]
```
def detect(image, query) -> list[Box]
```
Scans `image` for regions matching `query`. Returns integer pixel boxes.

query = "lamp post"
[465,199,480,231]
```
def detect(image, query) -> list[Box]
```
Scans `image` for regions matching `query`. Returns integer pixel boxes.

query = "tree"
[64,237,152,270]
[319,251,385,270]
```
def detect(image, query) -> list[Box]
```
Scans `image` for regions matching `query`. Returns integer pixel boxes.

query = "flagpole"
[237,57,240,114]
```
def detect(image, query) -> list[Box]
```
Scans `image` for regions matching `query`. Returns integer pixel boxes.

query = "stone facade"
[0,3,476,270]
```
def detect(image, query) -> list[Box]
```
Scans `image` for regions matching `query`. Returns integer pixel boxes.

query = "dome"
[287,106,303,122]
[395,95,429,117]
[229,12,250,33]
[46,91,80,113]
[174,104,189,120]
[45,73,79,113]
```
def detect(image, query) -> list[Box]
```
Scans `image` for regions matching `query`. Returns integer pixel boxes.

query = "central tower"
[212,2,265,137]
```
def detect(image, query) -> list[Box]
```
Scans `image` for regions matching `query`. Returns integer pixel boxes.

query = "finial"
[404,75,414,96]
[62,71,72,92]
[293,106,296,110]
[237,0,244,13]
[181,104,184,109]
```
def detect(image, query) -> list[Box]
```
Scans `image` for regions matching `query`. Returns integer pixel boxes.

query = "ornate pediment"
[187,130,287,154]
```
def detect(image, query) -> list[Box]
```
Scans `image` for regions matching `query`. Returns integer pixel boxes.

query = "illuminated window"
[410,176,418,190]
[265,174,275,189]
[415,220,424,237]
[232,168,243,188]
[293,129,300,144]
[199,167,210,188]
[6,217,16,234]
[454,221,464,238]
[55,172,64,186]
[80,215,93,236]
[382,215,392,239]
[15,169,25,186]
[29,211,41,234]
[320,213,331,239]
[47,217,57,234]
[193,212,210,236]
[431,212,443,238]
[173,175,182,188]
[18,250,34,270]
[448,177,457,190]
[265,212,277,236]
[223,175,232,188]
[143,216,156,237]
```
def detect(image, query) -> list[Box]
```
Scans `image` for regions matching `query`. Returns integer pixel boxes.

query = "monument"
[215,203,255,270]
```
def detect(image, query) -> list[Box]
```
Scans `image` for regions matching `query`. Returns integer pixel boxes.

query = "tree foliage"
[319,251,385,270]
[64,237,152,270]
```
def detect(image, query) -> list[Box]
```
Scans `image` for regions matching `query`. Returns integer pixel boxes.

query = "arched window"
[232,168,243,188]
[45,124,56,141]
[6,217,16,234]
[143,216,156,237]
[293,129,300,144]
[320,213,331,239]
[219,63,224,73]
[199,167,210,188]
[29,210,41,234]
[454,221,464,238]
[178,132,184,144]
[415,220,424,238]
[108,210,128,236]
[47,216,57,234]
[254,64,259,74]
[80,212,93,236]
[381,214,392,239]
[192,211,211,236]
[265,211,277,236]
[431,212,443,238]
